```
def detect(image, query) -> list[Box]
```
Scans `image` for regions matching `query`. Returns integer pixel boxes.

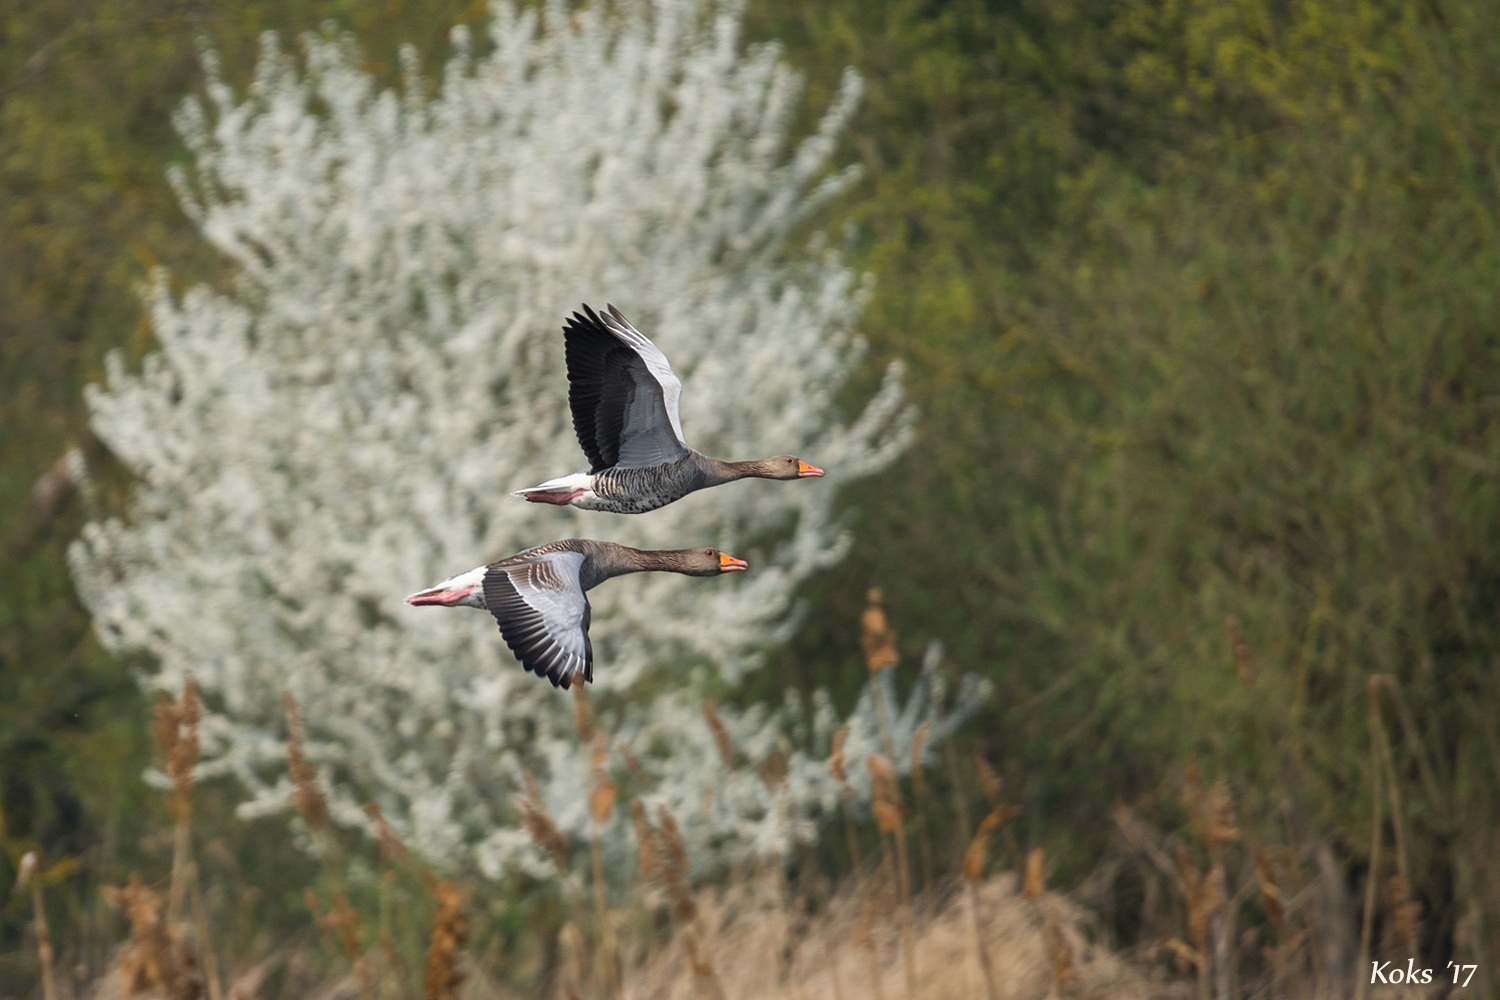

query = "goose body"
[513,305,824,513]
[405,539,747,687]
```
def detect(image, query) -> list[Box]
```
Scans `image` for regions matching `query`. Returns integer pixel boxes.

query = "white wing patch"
[602,305,688,457]
[484,550,592,686]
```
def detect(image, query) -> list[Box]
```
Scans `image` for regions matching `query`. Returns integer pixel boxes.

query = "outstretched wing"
[563,304,689,472]
[482,550,593,687]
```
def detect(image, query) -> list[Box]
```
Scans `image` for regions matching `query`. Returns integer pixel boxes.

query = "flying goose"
[405,539,748,687]
[512,305,824,514]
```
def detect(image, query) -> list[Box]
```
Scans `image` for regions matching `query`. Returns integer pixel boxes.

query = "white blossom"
[68,0,980,880]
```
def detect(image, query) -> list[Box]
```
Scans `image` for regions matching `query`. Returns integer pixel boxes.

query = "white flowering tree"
[69,0,983,879]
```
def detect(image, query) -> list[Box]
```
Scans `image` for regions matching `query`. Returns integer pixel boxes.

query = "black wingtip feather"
[483,566,593,689]
[563,303,641,473]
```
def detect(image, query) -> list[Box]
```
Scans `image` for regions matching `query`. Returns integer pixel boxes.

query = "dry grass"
[28,597,1463,1000]
[623,872,1183,1000]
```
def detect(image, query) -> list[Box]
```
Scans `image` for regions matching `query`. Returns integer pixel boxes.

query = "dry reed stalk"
[682,926,727,1000]
[1203,781,1235,1000]
[1354,678,1385,1000]
[861,589,899,762]
[1369,681,1421,952]
[656,806,697,924]
[283,693,329,833]
[641,803,725,998]
[558,923,586,1000]
[868,754,916,1000]
[1021,848,1078,995]
[1385,873,1422,952]
[826,934,848,1000]
[944,739,972,859]
[572,674,592,740]
[589,734,620,999]
[1255,849,1286,981]
[155,678,223,1000]
[961,809,1013,1000]
[830,726,865,895]
[703,699,738,766]
[861,588,899,674]
[1202,780,1239,856]
[1022,848,1044,902]
[1174,844,1223,1000]
[1043,915,1078,995]
[364,801,418,872]
[522,768,570,871]
[1182,764,1235,1000]
[909,722,935,892]
[422,882,467,1000]
[284,694,375,1000]
[154,679,199,923]
[1254,845,1311,992]
[103,874,204,1000]
[365,801,420,988]
[17,854,58,1000]
[854,888,889,1000]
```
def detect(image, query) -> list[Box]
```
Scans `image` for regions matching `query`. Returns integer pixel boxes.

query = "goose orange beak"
[718,552,749,572]
[797,460,824,478]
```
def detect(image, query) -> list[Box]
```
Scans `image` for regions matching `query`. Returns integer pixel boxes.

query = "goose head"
[666,547,749,576]
[405,566,488,608]
[761,456,825,480]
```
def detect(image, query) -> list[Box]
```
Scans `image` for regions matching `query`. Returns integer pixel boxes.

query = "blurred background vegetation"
[2,0,1497,996]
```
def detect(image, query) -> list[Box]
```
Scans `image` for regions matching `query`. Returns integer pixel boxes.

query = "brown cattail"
[758,750,786,791]
[867,754,904,834]
[589,732,617,824]
[1042,915,1077,992]
[521,770,569,869]
[1203,779,1238,854]
[962,806,1016,883]
[155,678,201,819]
[102,875,203,1000]
[423,882,468,1000]
[364,802,413,868]
[1022,847,1045,901]
[861,589,899,673]
[1175,844,1224,952]
[590,780,618,826]
[656,806,696,923]
[702,700,737,765]
[830,725,850,784]
[973,753,1002,805]
[1255,850,1285,935]
[1385,872,1423,949]
[631,800,661,881]
[326,900,364,964]
[283,693,328,831]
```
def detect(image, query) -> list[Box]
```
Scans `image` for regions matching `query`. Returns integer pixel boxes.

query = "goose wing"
[482,550,593,687]
[563,304,689,472]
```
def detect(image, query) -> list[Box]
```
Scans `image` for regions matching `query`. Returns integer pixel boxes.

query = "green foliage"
[760,0,1499,969]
